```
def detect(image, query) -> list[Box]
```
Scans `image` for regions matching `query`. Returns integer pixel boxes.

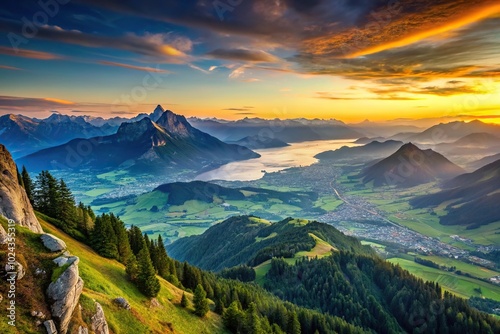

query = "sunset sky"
[1,0,500,123]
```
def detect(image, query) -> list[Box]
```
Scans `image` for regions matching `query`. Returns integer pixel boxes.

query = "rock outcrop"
[47,257,84,334]
[44,319,58,334]
[91,302,109,334]
[41,234,67,252]
[0,144,42,233]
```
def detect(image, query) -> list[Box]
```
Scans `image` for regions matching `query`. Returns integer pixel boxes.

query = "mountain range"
[18,107,259,173]
[391,120,500,144]
[188,117,363,142]
[359,143,465,187]
[0,113,118,158]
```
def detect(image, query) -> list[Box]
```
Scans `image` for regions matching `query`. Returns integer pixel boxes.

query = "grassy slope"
[254,233,335,285]
[35,215,227,334]
[389,258,500,301]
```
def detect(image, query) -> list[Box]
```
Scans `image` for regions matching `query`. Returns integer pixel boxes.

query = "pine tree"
[137,246,160,297]
[109,214,133,263]
[245,302,262,334]
[154,235,170,278]
[58,179,76,228]
[91,215,118,259]
[181,292,189,308]
[286,312,301,334]
[223,301,243,333]
[126,255,139,282]
[193,284,209,317]
[46,172,60,219]
[34,171,50,212]
[128,225,144,255]
[21,166,34,205]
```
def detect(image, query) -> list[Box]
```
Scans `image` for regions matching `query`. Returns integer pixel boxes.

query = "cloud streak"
[98,60,170,73]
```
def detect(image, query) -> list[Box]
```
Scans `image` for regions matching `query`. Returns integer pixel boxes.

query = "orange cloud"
[43,98,75,105]
[305,1,500,59]
[348,3,500,58]
[98,61,171,73]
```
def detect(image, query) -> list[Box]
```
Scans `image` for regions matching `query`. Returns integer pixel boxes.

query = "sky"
[0,0,500,123]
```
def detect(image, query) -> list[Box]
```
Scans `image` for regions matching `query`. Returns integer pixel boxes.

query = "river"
[195,139,360,181]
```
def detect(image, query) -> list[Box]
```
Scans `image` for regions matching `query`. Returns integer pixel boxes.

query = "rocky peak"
[0,144,42,233]
[149,104,165,122]
[156,109,193,137]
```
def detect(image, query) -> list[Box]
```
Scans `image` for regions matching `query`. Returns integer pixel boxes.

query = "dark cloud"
[223,107,254,111]
[206,49,279,62]
[0,20,187,61]
[0,96,74,108]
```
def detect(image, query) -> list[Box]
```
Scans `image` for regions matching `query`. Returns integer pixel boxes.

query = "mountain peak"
[156,109,193,137]
[360,142,464,187]
[149,105,165,122]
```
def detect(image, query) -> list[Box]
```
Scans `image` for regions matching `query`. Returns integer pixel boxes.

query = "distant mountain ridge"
[0,113,117,158]
[411,159,500,228]
[229,134,290,149]
[407,120,500,144]
[188,117,363,142]
[360,143,465,187]
[17,106,260,173]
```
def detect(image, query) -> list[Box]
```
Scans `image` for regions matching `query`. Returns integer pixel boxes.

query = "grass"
[420,255,499,279]
[36,215,228,334]
[253,233,335,285]
[295,233,336,259]
[314,195,343,211]
[389,258,500,301]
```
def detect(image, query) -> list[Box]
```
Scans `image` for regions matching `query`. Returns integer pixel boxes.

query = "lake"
[196,139,360,181]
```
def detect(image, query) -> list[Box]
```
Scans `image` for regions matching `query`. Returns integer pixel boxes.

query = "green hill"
[167,216,372,271]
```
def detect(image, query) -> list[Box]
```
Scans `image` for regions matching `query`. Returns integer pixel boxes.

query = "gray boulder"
[41,234,67,252]
[113,297,131,310]
[91,302,109,334]
[47,260,83,334]
[44,320,58,334]
[53,256,78,267]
